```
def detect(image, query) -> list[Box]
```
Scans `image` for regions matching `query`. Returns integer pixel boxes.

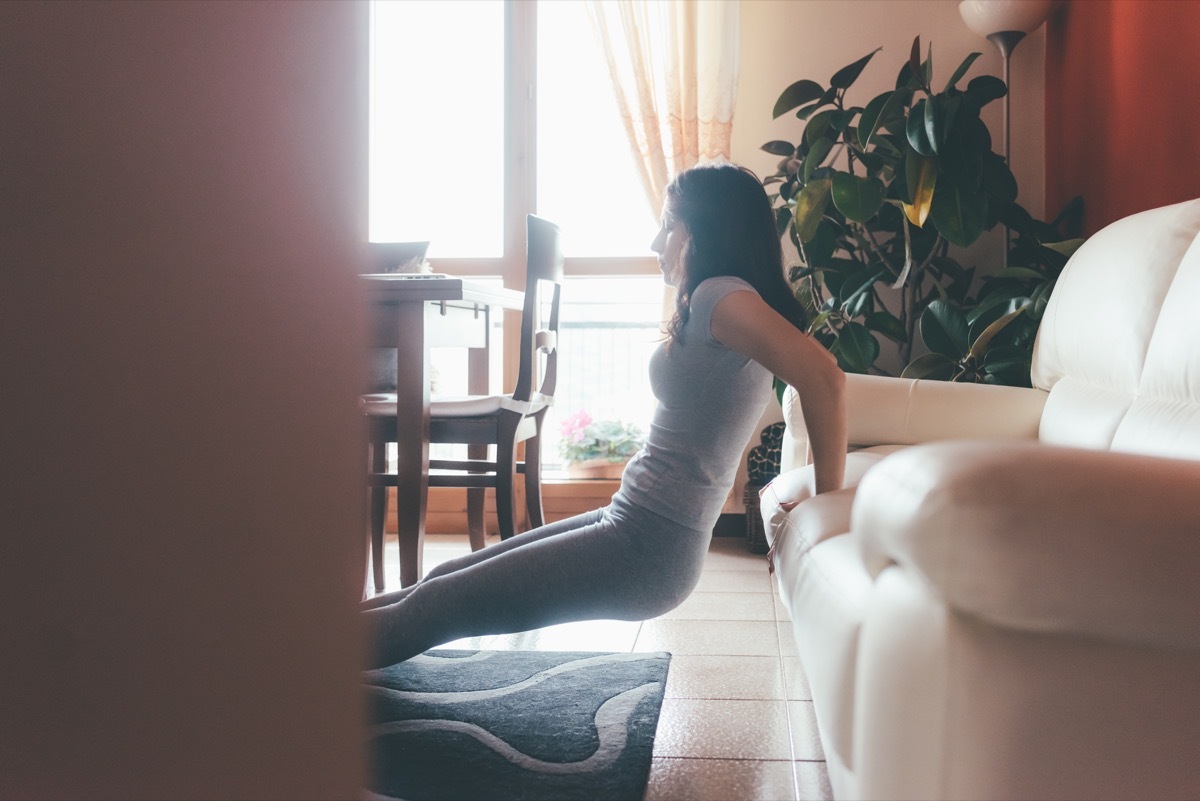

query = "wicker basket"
[743,483,769,554]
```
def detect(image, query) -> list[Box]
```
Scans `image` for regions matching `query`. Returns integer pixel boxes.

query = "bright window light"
[369,1,504,256]
[536,0,658,257]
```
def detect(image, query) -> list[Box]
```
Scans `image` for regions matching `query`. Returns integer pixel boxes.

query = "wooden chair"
[363,215,564,590]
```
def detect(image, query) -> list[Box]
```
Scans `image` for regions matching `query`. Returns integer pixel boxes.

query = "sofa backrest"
[1031,198,1200,459]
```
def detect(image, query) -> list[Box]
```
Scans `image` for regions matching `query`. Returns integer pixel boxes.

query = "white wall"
[1,2,367,797]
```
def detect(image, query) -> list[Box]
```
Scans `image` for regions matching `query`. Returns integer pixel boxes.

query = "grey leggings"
[363,492,710,667]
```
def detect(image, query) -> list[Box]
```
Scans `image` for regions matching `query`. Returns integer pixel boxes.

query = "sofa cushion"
[773,518,874,775]
[1033,198,1200,455]
[853,440,1200,652]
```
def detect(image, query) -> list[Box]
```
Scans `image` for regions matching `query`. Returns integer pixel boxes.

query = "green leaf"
[792,179,831,243]
[902,151,937,226]
[840,266,886,314]
[983,346,1032,384]
[902,352,957,381]
[866,310,907,343]
[774,205,793,237]
[936,94,962,153]
[804,137,834,183]
[967,304,1026,359]
[795,100,824,121]
[858,92,889,149]
[835,322,880,373]
[806,309,833,336]
[924,93,941,155]
[981,151,1018,203]
[830,48,881,90]
[830,109,857,132]
[930,181,987,248]
[1043,238,1086,259]
[1029,281,1054,318]
[831,172,885,223]
[773,79,825,119]
[762,140,796,157]
[944,51,982,92]
[804,109,835,146]
[920,299,969,359]
[994,266,1047,281]
[805,219,838,266]
[908,36,923,88]
[906,99,934,156]
[966,74,1007,107]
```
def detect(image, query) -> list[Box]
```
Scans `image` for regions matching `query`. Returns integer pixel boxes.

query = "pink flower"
[559,409,593,439]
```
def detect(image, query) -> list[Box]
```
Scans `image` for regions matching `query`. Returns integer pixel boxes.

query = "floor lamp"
[958,0,1056,269]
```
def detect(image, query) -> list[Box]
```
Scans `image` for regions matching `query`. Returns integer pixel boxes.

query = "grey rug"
[363,649,671,801]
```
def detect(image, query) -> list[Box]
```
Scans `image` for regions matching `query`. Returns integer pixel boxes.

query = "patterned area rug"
[363,649,671,801]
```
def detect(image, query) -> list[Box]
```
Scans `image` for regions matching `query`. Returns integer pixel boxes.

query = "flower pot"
[565,458,627,479]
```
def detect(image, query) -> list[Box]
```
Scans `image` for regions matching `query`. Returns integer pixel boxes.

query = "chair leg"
[523,415,546,530]
[465,442,488,551]
[495,427,519,540]
[369,487,386,594]
[466,487,487,551]
[368,440,387,594]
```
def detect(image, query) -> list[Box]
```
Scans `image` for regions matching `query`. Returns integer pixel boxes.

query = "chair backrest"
[513,215,564,404]
[1031,198,1200,459]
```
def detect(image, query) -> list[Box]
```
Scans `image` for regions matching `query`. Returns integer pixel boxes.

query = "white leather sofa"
[761,198,1200,800]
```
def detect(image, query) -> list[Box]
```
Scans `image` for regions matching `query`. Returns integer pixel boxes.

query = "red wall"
[1046,0,1200,234]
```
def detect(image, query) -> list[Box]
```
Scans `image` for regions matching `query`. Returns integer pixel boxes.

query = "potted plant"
[558,410,644,479]
[761,36,1021,375]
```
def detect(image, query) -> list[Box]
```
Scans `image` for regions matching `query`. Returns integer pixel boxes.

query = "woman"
[363,162,846,667]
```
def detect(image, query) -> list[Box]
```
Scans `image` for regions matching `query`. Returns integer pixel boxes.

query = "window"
[370,0,665,476]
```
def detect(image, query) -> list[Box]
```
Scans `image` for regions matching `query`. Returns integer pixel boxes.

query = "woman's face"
[650,207,688,287]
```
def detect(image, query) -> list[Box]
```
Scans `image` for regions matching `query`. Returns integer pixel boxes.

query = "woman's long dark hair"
[663,162,807,345]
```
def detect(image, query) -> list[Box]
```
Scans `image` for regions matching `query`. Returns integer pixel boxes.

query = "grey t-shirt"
[616,276,773,532]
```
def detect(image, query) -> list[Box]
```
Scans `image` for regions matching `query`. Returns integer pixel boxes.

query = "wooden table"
[363,274,524,588]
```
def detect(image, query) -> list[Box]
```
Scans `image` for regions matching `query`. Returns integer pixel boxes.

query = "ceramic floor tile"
[781,656,813,701]
[644,757,796,801]
[793,760,834,801]
[635,619,779,656]
[483,618,641,653]
[773,589,792,621]
[787,701,825,761]
[659,591,776,621]
[664,654,786,701]
[777,620,799,657]
[653,698,792,760]
[705,537,772,572]
[695,569,774,594]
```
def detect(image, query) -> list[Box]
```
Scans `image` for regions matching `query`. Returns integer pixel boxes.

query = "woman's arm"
[711,290,847,494]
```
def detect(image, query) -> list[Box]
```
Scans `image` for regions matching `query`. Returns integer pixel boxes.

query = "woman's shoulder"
[692,275,758,302]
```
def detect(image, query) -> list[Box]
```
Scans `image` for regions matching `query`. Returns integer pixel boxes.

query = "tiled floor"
[372,532,833,801]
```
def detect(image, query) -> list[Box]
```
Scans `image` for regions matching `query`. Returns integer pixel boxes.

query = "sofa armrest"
[780,374,1047,472]
[853,440,1200,651]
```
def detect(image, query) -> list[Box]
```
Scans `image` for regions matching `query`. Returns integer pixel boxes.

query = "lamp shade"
[958,0,1056,37]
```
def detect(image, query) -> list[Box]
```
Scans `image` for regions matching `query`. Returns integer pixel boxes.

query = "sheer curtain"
[586,0,740,219]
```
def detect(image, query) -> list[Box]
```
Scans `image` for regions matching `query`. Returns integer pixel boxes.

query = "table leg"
[393,301,429,587]
[466,307,490,550]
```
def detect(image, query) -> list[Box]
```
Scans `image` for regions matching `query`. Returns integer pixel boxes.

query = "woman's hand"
[711,290,847,494]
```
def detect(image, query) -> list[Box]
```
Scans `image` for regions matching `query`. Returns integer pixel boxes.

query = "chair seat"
[362,393,551,418]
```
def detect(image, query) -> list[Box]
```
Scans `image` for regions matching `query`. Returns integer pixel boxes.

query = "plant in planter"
[558,409,644,478]
[761,37,1020,375]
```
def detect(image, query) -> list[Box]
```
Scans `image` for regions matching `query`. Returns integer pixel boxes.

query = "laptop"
[364,241,437,276]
